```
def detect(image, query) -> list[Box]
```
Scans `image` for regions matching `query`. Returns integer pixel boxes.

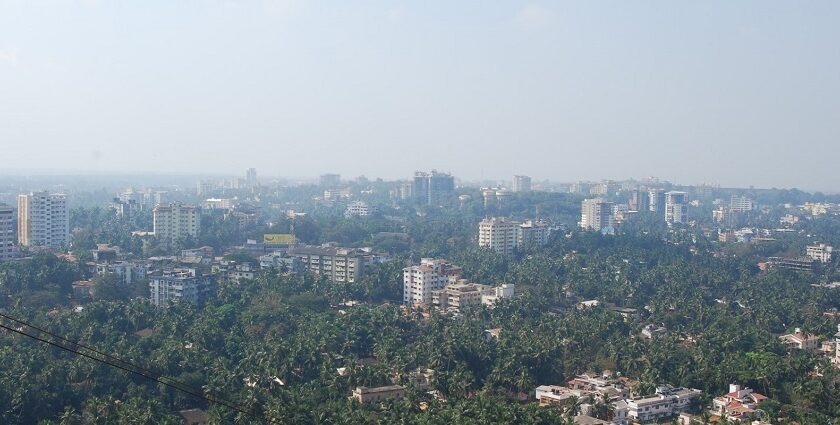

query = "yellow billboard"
[264,234,296,244]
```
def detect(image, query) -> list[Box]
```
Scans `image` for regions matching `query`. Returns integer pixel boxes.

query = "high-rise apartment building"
[665,191,689,225]
[153,203,201,242]
[580,198,615,232]
[0,205,15,261]
[288,246,369,283]
[246,168,258,188]
[413,171,455,206]
[403,258,463,306]
[149,268,215,306]
[628,189,650,212]
[517,220,551,248]
[729,196,754,213]
[17,192,69,248]
[512,175,532,192]
[319,173,341,187]
[478,217,519,256]
[648,189,666,217]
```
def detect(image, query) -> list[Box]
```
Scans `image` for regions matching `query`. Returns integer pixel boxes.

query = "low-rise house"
[351,385,406,403]
[535,385,584,407]
[641,324,667,339]
[567,371,629,400]
[778,328,820,351]
[72,280,94,299]
[711,384,768,422]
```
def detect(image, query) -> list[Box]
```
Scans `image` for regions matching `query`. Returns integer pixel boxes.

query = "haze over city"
[2,1,839,190]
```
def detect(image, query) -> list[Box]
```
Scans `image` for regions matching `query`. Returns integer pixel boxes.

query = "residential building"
[319,173,341,187]
[288,245,370,283]
[153,203,200,242]
[403,258,463,306]
[535,385,584,407]
[778,328,820,351]
[0,204,15,261]
[614,386,701,424]
[17,191,69,248]
[665,191,688,225]
[730,196,755,213]
[245,168,258,188]
[431,280,514,312]
[351,385,406,403]
[648,189,666,217]
[765,257,814,272]
[628,189,650,212]
[711,384,768,422]
[580,198,615,232]
[259,251,303,273]
[72,280,94,299]
[517,220,551,248]
[413,170,455,206]
[149,268,215,306]
[513,175,532,192]
[806,243,833,263]
[110,197,142,218]
[94,261,147,285]
[204,198,235,210]
[212,261,257,284]
[641,324,667,339]
[345,201,374,217]
[478,217,518,256]
[566,372,629,400]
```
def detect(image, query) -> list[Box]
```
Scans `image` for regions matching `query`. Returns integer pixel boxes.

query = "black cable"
[0,317,279,424]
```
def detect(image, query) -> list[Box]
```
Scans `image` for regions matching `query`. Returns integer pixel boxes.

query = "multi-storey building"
[17,191,69,248]
[512,175,532,192]
[478,217,518,256]
[289,245,369,283]
[94,261,148,285]
[613,386,701,424]
[580,198,615,232]
[431,280,514,312]
[665,191,688,225]
[413,171,455,206]
[319,173,341,187]
[0,205,15,261]
[149,268,215,306]
[628,188,650,212]
[351,385,406,403]
[648,189,666,217]
[403,258,463,306]
[345,201,374,217]
[730,195,755,213]
[245,168,258,188]
[153,203,200,242]
[806,243,833,263]
[517,220,551,248]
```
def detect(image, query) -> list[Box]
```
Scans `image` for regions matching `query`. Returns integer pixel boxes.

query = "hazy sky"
[1,1,838,190]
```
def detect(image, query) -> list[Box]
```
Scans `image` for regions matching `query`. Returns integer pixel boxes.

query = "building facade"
[413,171,455,206]
[153,203,201,242]
[665,191,688,225]
[289,245,369,283]
[149,268,215,306]
[512,175,532,192]
[580,198,615,232]
[403,258,463,306]
[0,205,15,261]
[478,217,518,256]
[17,191,69,248]
[648,189,666,217]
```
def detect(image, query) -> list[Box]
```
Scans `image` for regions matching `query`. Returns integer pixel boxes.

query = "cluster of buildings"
[0,191,72,261]
[580,189,690,233]
[402,258,514,309]
[477,217,551,255]
[535,371,702,424]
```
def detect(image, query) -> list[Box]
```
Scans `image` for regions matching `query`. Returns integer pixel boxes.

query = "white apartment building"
[613,386,701,424]
[204,198,234,210]
[512,175,532,192]
[149,268,215,306]
[518,220,551,248]
[403,258,463,306]
[153,203,200,242]
[665,191,688,225]
[17,191,69,248]
[95,261,148,285]
[806,243,833,263]
[288,245,370,283]
[0,205,15,261]
[478,217,518,256]
[730,196,755,213]
[580,198,615,232]
[345,201,373,217]
[431,280,515,312]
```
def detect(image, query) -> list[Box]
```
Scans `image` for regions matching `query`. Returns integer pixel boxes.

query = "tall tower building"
[17,192,69,248]
[580,198,615,232]
[478,217,518,256]
[413,171,455,206]
[628,188,650,212]
[0,205,15,261]
[246,168,258,188]
[512,175,532,193]
[153,203,201,242]
[665,191,688,225]
[648,189,666,218]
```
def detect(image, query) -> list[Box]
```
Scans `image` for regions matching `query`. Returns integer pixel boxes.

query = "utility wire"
[0,314,279,424]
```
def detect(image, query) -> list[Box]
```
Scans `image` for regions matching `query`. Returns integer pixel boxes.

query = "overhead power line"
[0,312,278,424]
